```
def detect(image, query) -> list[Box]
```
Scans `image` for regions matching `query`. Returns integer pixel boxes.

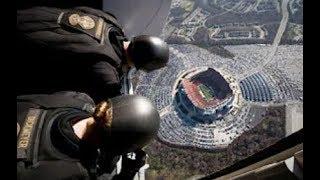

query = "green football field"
[198,84,214,101]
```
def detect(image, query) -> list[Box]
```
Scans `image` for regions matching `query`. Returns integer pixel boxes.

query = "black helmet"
[94,95,160,154]
[127,35,169,72]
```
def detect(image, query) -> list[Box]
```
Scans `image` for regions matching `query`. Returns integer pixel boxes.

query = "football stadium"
[135,44,302,150]
[173,67,236,124]
[134,0,303,178]
[134,0,302,151]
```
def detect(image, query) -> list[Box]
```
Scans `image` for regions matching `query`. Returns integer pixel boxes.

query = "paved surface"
[240,0,290,80]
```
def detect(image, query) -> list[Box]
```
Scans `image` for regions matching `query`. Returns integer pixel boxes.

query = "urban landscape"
[134,0,303,179]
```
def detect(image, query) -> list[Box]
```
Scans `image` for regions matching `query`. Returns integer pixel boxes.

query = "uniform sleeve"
[87,61,122,102]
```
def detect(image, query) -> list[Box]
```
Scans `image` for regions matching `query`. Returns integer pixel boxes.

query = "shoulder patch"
[68,13,95,30]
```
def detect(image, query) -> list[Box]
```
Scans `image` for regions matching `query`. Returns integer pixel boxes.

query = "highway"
[239,0,290,80]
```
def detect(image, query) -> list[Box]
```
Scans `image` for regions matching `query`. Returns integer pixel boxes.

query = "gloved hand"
[119,149,147,178]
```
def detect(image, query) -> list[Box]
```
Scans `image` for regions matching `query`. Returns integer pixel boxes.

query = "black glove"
[117,149,147,179]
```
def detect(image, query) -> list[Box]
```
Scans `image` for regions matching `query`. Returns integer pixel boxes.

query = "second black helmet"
[94,95,160,154]
[127,35,169,72]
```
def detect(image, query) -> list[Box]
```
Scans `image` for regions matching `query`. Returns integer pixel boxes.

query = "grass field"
[198,84,214,101]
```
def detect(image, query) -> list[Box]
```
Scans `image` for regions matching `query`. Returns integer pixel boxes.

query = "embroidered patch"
[17,109,41,149]
[68,13,95,30]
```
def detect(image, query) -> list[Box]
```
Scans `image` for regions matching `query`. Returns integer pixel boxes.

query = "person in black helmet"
[16,6,169,102]
[17,91,160,180]
[126,35,169,72]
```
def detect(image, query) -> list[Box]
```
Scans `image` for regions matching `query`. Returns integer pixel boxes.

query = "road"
[265,0,290,66]
[159,105,172,117]
[239,0,290,80]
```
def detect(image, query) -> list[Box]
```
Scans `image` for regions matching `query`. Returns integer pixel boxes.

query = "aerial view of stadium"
[134,0,303,178]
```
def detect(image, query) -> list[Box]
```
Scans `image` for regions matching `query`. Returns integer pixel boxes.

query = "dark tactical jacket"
[17,92,122,180]
[17,0,102,10]
[16,6,127,102]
